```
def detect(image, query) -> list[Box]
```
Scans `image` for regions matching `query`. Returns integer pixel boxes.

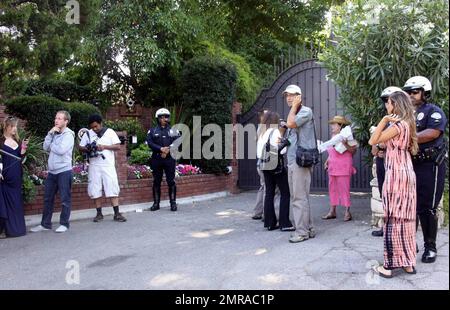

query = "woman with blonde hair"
[369,91,418,278]
[0,116,28,238]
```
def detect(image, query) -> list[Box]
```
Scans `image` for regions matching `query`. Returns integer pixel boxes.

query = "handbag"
[295,114,320,168]
[260,130,285,174]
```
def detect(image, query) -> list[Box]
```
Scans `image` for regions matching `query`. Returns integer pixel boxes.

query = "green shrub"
[129,143,152,165]
[319,0,449,150]
[181,55,237,174]
[23,79,94,102]
[22,170,37,204]
[5,95,100,138]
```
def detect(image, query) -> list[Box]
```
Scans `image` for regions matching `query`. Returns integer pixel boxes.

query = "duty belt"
[413,145,447,164]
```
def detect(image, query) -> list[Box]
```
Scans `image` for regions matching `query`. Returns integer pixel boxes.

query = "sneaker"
[55,225,68,233]
[280,226,295,232]
[114,213,127,222]
[289,233,309,243]
[309,228,316,239]
[93,214,104,222]
[30,225,50,233]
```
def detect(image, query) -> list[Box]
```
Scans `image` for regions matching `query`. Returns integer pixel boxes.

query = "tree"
[319,0,449,148]
[82,0,199,106]
[0,0,99,96]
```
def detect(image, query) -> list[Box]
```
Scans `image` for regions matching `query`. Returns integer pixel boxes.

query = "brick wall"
[24,173,232,216]
[105,104,154,131]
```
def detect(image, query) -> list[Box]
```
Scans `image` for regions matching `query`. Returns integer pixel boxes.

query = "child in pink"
[322,116,357,221]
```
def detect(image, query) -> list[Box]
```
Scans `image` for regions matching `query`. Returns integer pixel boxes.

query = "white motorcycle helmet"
[403,76,432,92]
[380,86,403,99]
[155,108,171,118]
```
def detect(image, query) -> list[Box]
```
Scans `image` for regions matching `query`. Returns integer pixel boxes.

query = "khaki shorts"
[88,165,120,199]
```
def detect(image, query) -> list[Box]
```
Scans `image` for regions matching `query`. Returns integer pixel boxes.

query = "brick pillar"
[227,102,241,194]
[115,131,128,185]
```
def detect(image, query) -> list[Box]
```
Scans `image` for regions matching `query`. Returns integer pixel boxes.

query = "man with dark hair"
[79,114,126,222]
[403,76,447,264]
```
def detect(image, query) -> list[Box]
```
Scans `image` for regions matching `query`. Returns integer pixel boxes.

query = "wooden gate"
[237,59,372,192]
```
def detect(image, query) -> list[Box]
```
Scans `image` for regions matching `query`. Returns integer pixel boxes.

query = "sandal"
[321,213,336,220]
[403,266,417,275]
[344,212,352,222]
[372,265,393,278]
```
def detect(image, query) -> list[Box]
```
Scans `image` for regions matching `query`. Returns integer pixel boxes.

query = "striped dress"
[382,121,417,269]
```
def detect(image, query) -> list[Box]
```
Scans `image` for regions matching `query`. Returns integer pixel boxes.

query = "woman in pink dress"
[322,116,357,222]
[369,91,418,278]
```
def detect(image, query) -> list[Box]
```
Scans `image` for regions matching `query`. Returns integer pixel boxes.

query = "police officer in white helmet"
[403,76,447,263]
[146,108,180,212]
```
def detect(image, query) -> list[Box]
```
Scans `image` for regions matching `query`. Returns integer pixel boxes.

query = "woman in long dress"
[0,116,28,238]
[369,91,418,277]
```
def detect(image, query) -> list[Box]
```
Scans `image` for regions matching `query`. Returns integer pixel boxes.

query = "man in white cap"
[284,84,317,243]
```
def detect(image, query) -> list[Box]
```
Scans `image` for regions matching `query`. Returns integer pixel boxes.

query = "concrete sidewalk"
[0,191,448,290]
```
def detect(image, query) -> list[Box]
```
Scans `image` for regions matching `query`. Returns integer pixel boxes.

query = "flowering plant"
[175,164,201,177]
[127,164,152,179]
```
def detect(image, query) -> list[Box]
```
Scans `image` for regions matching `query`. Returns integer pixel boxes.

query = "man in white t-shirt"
[79,114,126,223]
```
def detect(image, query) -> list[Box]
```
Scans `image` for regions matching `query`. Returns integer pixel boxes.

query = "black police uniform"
[146,123,180,211]
[413,102,447,262]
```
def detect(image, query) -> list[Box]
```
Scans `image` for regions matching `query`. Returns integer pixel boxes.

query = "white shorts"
[87,165,120,199]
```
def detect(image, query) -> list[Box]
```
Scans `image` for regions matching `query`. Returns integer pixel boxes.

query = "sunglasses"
[381,97,389,103]
[405,89,421,95]
[158,115,170,119]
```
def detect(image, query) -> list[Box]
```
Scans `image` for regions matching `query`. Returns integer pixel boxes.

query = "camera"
[83,141,105,160]
[278,137,291,152]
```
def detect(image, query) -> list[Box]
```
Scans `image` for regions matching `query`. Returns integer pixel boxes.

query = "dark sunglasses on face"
[381,97,389,103]
[405,89,421,95]
[158,115,170,119]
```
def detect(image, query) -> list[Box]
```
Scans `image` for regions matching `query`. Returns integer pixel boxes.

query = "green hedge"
[181,56,237,174]
[23,79,94,102]
[5,95,100,138]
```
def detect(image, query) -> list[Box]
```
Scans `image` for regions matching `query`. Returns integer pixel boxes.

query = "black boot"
[371,229,383,237]
[421,212,438,263]
[150,186,161,211]
[169,185,177,212]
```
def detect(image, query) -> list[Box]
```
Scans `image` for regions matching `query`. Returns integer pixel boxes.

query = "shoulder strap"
[295,107,318,148]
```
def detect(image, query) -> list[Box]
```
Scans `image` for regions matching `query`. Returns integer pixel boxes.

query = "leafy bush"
[319,0,449,149]
[23,79,94,102]
[199,41,259,111]
[22,170,37,204]
[5,95,100,138]
[181,56,237,174]
[129,143,152,165]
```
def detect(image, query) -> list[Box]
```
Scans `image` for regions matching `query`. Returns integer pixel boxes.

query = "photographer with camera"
[79,114,126,223]
[31,111,75,233]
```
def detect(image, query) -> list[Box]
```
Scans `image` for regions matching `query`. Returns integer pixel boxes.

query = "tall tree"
[0,0,99,96]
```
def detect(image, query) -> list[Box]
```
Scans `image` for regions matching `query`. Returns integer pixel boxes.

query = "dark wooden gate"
[237,59,371,192]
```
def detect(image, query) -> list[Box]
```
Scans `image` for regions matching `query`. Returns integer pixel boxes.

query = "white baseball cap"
[283,85,302,95]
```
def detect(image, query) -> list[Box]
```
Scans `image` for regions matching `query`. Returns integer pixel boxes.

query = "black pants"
[375,157,385,196]
[263,169,291,228]
[151,157,176,187]
[414,161,446,252]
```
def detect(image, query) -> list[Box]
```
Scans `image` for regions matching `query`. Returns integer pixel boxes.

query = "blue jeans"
[41,170,73,229]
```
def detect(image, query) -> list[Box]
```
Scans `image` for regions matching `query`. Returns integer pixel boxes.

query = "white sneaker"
[55,225,68,233]
[30,225,50,233]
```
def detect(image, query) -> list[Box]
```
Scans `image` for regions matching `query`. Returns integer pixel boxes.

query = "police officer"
[403,76,447,263]
[146,108,180,212]
[371,86,404,237]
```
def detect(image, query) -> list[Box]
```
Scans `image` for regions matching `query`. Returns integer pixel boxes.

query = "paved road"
[0,192,448,290]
